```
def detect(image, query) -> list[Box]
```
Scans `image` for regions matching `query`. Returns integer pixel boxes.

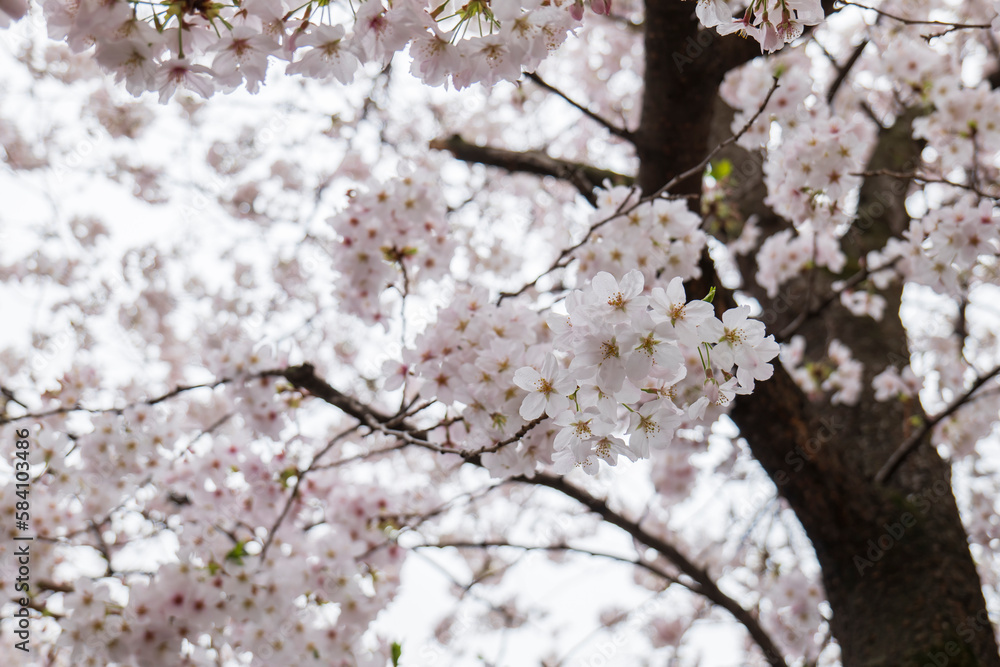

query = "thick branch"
[275,363,396,425]
[520,473,789,667]
[277,362,788,666]
[429,134,633,206]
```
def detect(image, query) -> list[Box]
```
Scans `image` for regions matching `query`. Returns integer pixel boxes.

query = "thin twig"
[835,1,992,31]
[258,424,361,560]
[875,364,1000,483]
[852,169,998,199]
[498,77,781,303]
[0,379,230,426]
[420,540,679,586]
[826,39,869,104]
[526,72,634,142]
[776,258,899,343]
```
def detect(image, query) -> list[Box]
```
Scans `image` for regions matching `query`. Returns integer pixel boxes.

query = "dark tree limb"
[522,473,789,667]
[275,362,789,666]
[429,134,633,206]
[826,39,869,104]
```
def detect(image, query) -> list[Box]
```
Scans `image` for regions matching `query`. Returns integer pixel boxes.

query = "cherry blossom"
[513,353,577,420]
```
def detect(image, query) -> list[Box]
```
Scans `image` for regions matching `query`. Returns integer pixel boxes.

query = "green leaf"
[225,541,248,565]
[391,641,402,666]
[708,159,732,181]
[702,286,716,304]
[279,467,298,488]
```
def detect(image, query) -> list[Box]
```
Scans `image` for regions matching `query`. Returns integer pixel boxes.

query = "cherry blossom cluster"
[326,171,455,325]
[872,365,922,402]
[913,85,1000,172]
[575,187,709,285]
[8,388,414,666]
[400,270,779,476]
[760,568,826,659]
[839,288,886,321]
[696,0,824,53]
[387,286,549,477]
[762,109,866,225]
[754,112,863,292]
[780,336,861,405]
[877,37,956,105]
[720,57,873,300]
[721,51,827,140]
[869,196,999,298]
[821,339,862,406]
[53,477,409,666]
[31,0,583,100]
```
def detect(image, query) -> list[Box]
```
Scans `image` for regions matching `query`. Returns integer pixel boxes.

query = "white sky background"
[1,3,998,667]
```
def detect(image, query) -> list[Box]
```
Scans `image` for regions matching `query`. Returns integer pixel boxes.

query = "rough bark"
[638,3,1000,665]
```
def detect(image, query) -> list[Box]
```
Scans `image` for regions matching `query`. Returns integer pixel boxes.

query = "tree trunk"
[639,3,1000,665]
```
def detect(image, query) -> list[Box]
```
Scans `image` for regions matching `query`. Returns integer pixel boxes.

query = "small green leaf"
[708,159,732,181]
[391,641,402,666]
[225,541,248,565]
[702,286,716,303]
[279,467,298,488]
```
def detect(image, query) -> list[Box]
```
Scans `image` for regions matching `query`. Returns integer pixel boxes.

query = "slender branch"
[875,364,1000,483]
[419,540,679,586]
[776,257,899,343]
[471,416,546,457]
[499,76,781,303]
[0,379,229,426]
[258,424,362,560]
[525,72,634,142]
[1,386,28,411]
[835,1,992,31]
[826,39,868,104]
[518,473,788,667]
[309,442,408,471]
[429,134,633,206]
[89,521,114,577]
[179,412,234,456]
[852,169,999,200]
